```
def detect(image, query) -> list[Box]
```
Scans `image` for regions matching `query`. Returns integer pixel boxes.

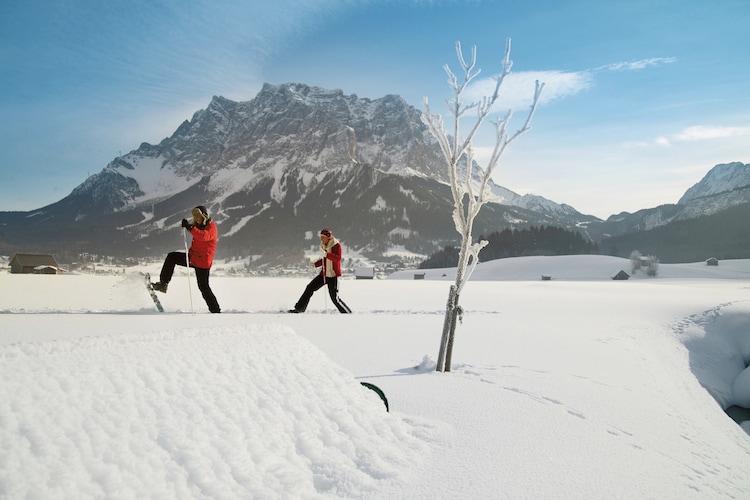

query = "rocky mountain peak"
[0,82,633,263]
[678,162,750,204]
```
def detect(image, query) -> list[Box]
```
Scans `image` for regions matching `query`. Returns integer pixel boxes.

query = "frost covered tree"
[646,257,659,277]
[421,39,544,372]
[630,250,643,273]
[630,250,659,277]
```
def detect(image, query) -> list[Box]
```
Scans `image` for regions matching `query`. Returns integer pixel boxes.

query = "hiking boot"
[151,281,169,293]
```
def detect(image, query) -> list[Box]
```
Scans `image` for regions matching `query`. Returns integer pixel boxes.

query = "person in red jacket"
[289,228,351,313]
[151,205,221,313]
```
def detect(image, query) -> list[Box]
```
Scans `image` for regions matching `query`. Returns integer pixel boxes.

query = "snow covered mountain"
[576,162,750,262]
[0,83,746,263]
[81,83,579,223]
[0,83,592,261]
[580,162,750,240]
[679,162,750,204]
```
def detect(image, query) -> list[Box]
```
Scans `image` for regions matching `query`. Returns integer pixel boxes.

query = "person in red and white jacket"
[151,205,221,313]
[289,228,352,313]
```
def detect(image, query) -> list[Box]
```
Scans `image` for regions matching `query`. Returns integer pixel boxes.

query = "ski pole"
[322,254,328,313]
[183,227,195,314]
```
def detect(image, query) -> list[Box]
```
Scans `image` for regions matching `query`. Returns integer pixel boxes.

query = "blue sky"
[1,0,748,218]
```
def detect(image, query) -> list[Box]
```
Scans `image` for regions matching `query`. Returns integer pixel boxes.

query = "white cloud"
[462,56,676,112]
[597,57,677,72]
[673,125,750,141]
[466,70,593,110]
[629,125,750,148]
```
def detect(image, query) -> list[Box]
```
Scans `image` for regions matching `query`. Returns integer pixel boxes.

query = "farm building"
[9,253,64,274]
[355,267,375,280]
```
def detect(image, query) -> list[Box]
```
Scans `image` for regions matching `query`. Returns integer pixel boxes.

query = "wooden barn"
[355,267,375,280]
[9,253,63,274]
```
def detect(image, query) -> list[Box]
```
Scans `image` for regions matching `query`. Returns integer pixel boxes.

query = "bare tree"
[421,39,544,372]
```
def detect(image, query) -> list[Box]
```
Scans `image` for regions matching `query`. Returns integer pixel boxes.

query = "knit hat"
[320,228,332,237]
[191,206,209,220]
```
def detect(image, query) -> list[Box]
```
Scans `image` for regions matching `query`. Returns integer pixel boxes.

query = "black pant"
[295,275,351,313]
[160,251,221,313]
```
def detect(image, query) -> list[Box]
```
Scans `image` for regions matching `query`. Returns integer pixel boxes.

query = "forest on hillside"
[419,226,598,269]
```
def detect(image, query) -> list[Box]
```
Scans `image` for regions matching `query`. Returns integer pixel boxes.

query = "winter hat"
[191,205,209,221]
[320,228,332,237]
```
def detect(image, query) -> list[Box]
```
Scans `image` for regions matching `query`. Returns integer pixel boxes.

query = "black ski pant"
[294,275,351,313]
[160,251,221,313]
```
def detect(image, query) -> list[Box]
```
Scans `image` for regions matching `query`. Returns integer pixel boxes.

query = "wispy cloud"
[596,57,677,72]
[626,125,750,148]
[672,125,750,141]
[464,56,676,111]
[466,70,593,109]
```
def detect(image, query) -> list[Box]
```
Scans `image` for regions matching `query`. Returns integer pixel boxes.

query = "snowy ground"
[2,255,750,498]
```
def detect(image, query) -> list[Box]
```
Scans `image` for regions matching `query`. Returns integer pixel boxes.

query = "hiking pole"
[183,227,195,314]
[322,253,328,313]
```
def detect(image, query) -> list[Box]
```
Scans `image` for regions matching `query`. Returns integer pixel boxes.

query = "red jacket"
[314,238,343,277]
[188,220,218,269]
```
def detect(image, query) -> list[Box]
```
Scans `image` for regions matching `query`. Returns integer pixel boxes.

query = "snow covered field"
[2,255,750,498]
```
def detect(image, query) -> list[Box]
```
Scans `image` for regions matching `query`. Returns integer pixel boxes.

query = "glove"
[181,218,193,229]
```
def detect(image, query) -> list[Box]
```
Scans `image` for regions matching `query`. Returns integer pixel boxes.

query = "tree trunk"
[436,285,456,372]
[444,296,460,372]
[437,285,461,372]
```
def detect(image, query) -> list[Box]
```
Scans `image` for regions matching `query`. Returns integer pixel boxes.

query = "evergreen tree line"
[419,225,599,269]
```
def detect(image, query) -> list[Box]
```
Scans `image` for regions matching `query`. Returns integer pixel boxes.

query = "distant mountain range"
[591,162,750,262]
[0,82,747,264]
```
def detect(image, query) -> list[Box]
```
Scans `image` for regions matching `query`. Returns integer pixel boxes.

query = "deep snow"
[1,255,750,498]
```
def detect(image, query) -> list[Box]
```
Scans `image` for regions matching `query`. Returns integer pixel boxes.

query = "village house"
[355,267,375,280]
[8,253,64,274]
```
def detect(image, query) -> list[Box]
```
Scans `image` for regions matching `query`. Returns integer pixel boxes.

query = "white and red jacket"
[314,236,343,278]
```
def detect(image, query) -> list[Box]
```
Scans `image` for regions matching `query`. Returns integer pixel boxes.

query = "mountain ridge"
[0,83,747,264]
